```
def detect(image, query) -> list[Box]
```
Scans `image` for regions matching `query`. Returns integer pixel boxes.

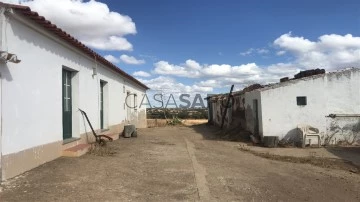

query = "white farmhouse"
[245,68,360,146]
[0,3,148,181]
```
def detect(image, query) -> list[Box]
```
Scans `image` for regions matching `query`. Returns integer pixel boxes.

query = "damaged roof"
[207,83,263,100]
[0,2,149,90]
[258,68,360,92]
[208,68,360,99]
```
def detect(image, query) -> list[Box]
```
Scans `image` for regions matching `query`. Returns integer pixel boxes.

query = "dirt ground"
[1,124,360,202]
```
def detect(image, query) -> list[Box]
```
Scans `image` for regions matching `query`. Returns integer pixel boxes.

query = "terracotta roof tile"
[0,2,149,90]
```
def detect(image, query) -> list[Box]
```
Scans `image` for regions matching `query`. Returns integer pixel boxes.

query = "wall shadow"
[324,119,360,166]
[279,128,302,146]
[0,62,14,81]
[325,146,360,167]
[188,123,252,143]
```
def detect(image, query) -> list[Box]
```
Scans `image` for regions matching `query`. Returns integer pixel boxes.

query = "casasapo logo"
[125,93,208,109]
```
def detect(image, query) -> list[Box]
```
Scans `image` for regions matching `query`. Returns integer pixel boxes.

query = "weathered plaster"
[2,140,62,181]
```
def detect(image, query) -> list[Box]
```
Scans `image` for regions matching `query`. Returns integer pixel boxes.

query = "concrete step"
[62,138,82,150]
[62,144,91,157]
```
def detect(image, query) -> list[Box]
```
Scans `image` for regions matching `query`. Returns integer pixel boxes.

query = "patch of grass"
[88,143,117,156]
[167,117,183,126]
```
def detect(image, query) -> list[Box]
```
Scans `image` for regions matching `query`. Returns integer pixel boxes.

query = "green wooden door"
[100,81,104,129]
[62,69,72,139]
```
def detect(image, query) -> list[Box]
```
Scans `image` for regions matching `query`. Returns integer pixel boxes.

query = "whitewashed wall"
[0,13,146,156]
[256,69,360,145]
[324,70,360,115]
[324,70,360,145]
[259,76,327,143]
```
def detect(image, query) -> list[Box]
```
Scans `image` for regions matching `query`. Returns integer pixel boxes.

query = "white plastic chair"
[297,124,321,148]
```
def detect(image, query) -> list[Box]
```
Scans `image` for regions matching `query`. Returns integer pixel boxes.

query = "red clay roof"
[0,2,149,90]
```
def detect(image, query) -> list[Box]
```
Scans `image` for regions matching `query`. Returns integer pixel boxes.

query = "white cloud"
[153,60,200,78]
[257,48,269,54]
[2,0,21,3]
[274,33,360,69]
[138,76,213,94]
[266,63,300,75]
[13,0,136,51]
[274,33,315,53]
[240,48,269,56]
[151,59,299,90]
[240,48,254,56]
[201,64,232,77]
[318,34,360,49]
[196,79,222,88]
[139,54,158,61]
[149,33,360,91]
[185,59,202,70]
[154,60,264,79]
[120,54,145,65]
[133,71,151,77]
[104,54,145,65]
[276,50,286,56]
[136,76,211,108]
[104,54,120,64]
[83,36,133,51]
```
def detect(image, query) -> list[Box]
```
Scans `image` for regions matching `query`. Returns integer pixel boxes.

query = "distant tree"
[177,110,188,119]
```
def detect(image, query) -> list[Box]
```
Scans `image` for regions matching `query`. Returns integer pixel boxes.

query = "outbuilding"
[245,68,360,146]
[208,68,360,147]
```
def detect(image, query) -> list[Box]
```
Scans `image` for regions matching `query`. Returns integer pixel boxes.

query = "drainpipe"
[0,7,5,51]
[326,114,360,118]
[92,54,97,77]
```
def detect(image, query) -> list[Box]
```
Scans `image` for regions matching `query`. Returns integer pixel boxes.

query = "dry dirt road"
[1,125,360,201]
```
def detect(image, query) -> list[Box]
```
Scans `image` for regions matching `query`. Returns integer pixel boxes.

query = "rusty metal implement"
[221,84,234,129]
[79,108,113,145]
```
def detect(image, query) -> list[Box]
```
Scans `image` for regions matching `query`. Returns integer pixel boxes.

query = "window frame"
[296,96,307,106]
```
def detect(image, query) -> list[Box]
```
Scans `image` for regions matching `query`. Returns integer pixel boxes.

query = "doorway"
[62,69,72,139]
[253,99,259,136]
[100,81,105,129]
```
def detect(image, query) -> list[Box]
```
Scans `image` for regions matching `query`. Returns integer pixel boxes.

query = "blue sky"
[105,0,359,66]
[104,0,360,92]
[6,0,360,95]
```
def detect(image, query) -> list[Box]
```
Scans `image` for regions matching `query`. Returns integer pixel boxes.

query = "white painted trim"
[0,72,2,181]
[0,8,4,181]
[7,9,148,91]
[100,80,109,129]
[71,70,80,138]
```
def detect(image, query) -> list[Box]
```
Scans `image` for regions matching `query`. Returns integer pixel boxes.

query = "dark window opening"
[297,96,307,106]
